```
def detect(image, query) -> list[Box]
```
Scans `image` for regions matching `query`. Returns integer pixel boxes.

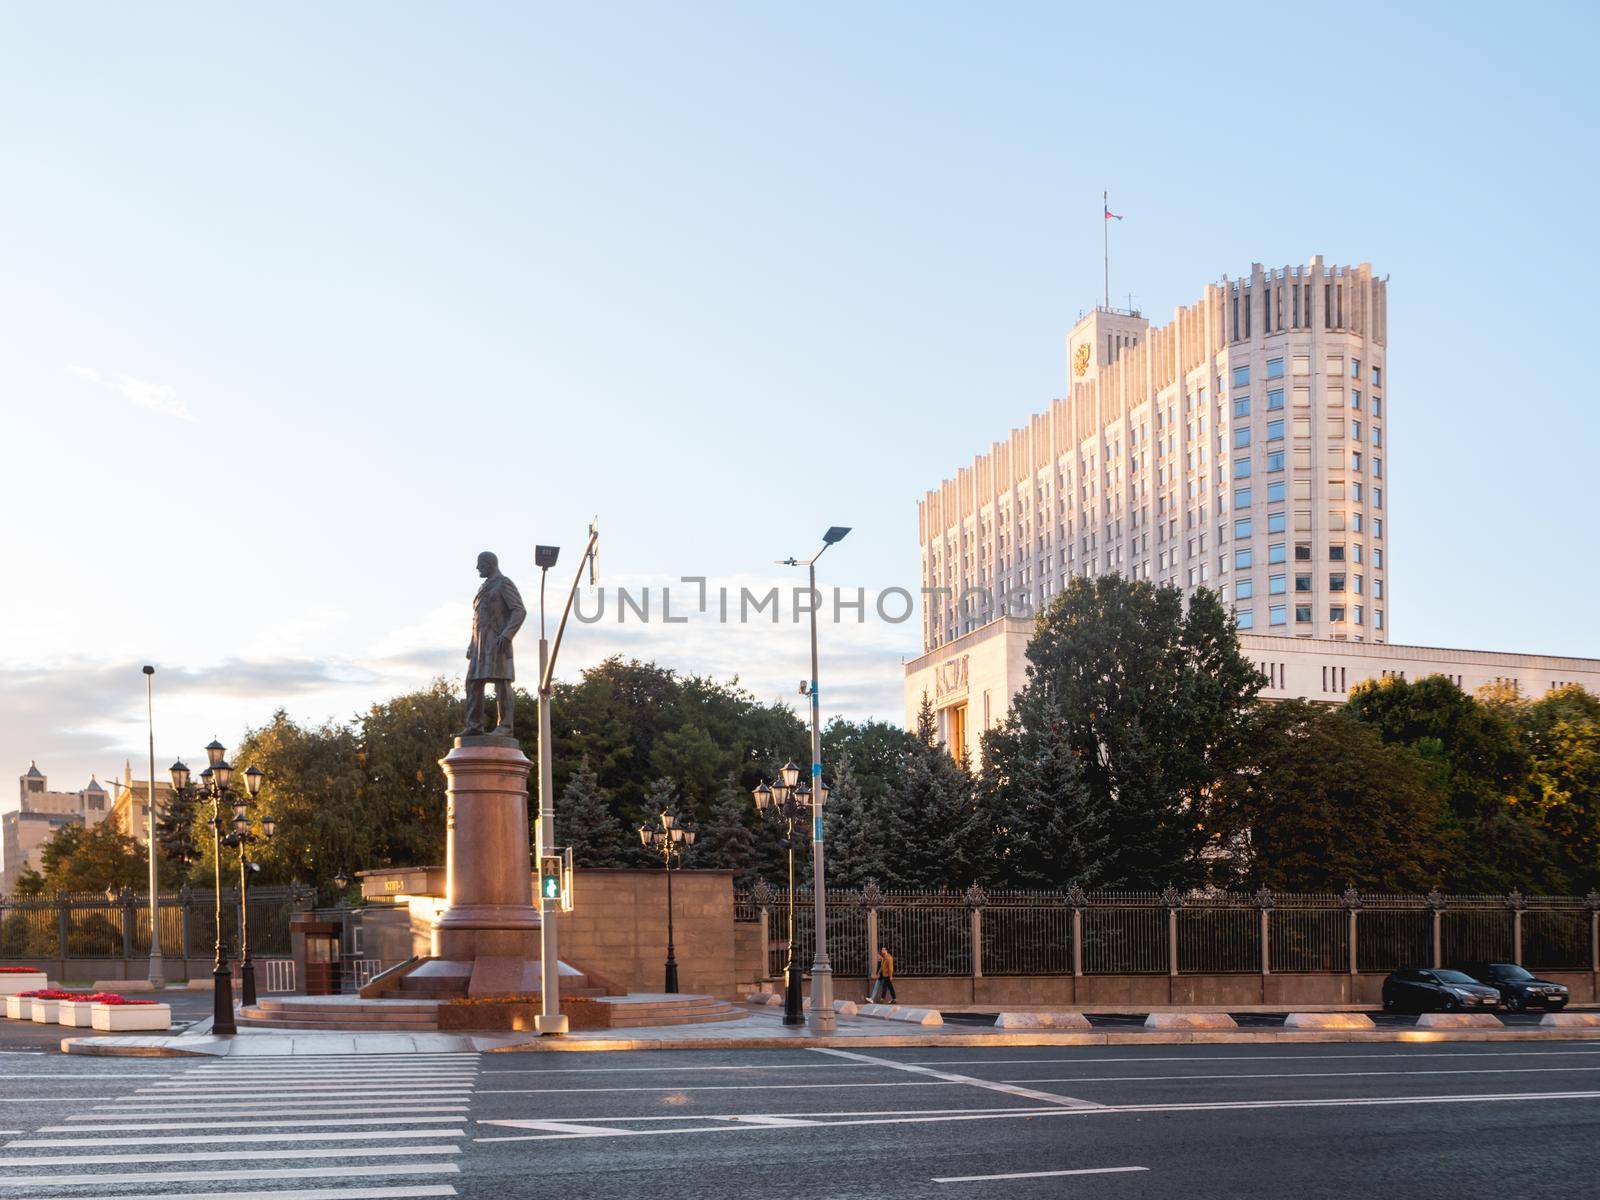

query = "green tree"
[155,782,201,885]
[1345,675,1561,891]
[980,575,1263,889]
[1508,685,1600,891]
[358,679,463,869]
[36,821,146,893]
[695,774,760,881]
[820,754,888,889]
[1216,700,1449,892]
[234,709,371,896]
[557,754,627,867]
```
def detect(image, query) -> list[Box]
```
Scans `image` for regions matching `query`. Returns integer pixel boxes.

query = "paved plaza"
[2,1041,1599,1198]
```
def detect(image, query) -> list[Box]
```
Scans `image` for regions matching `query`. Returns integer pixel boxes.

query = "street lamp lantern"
[244,765,264,797]
[814,781,830,806]
[213,760,232,791]
[753,783,772,811]
[169,760,190,792]
[205,739,226,767]
[779,761,801,789]
[334,871,349,891]
[262,814,276,839]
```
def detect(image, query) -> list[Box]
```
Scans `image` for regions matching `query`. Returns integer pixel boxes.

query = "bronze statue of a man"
[463,551,526,737]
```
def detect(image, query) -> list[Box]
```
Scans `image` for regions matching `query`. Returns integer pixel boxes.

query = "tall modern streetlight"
[534,522,600,1036]
[638,809,695,994]
[780,525,850,1033]
[222,765,271,1007]
[168,739,260,1036]
[140,665,164,991]
[751,762,823,1027]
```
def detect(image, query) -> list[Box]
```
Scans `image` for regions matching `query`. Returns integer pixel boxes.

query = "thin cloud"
[68,364,195,422]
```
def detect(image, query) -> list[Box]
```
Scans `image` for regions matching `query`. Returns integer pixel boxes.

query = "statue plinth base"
[430,736,541,982]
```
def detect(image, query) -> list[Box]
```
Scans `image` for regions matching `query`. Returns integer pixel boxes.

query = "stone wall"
[559,868,737,1000]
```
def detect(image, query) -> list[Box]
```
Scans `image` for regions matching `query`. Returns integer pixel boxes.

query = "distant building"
[905,258,1600,766]
[108,760,176,849]
[2,762,109,891]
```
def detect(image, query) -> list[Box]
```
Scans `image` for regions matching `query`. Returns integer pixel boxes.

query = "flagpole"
[1102,190,1109,310]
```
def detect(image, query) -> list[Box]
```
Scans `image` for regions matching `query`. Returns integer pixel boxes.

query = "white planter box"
[90,1003,171,1032]
[57,1000,97,1028]
[31,999,68,1023]
[0,972,47,997]
[5,995,37,1020]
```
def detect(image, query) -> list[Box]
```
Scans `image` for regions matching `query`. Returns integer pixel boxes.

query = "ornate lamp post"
[168,739,260,1036]
[752,762,826,1027]
[222,765,272,1007]
[779,525,849,1032]
[638,810,695,994]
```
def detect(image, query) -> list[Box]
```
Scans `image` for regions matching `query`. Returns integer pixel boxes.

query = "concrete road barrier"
[1540,1011,1600,1027]
[832,999,860,1016]
[92,980,156,992]
[994,1011,1093,1030]
[1144,1012,1239,1030]
[1416,1012,1503,1028]
[1284,1012,1377,1030]
[858,1003,942,1026]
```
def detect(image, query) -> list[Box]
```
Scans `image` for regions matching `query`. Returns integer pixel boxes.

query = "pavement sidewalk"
[58,1001,1600,1056]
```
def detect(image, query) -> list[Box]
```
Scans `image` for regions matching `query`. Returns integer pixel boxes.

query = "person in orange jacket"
[870,946,896,1003]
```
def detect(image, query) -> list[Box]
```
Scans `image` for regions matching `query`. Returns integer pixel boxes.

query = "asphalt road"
[3,1039,1599,1199]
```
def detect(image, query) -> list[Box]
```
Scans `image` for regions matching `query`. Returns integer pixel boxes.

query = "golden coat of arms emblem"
[1072,343,1091,377]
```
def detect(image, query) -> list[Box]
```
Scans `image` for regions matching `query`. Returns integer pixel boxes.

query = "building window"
[1236,579,1254,600]
[1234,396,1251,419]
[1354,605,1364,625]
[1266,418,1284,441]
[1352,542,1363,564]
[1372,396,1382,418]
[1372,366,1382,387]
[1237,609,1255,629]
[1375,609,1384,630]
[1266,451,1285,473]
[1353,573,1363,595]
[1267,388,1284,411]
[1267,481,1285,503]
[1329,544,1346,562]
[1352,452,1362,472]
[1295,542,1312,561]
[1351,358,1361,379]
[1373,457,1382,477]
[1268,542,1286,564]
[1374,547,1383,568]
[1235,518,1253,539]
[1269,573,1286,595]
[1295,573,1312,593]
[1232,365,1250,389]
[1296,604,1313,624]
[1267,511,1286,534]
[1235,547,1253,569]
[1329,573,1346,592]
[1235,486,1252,508]
[1234,428,1252,449]
[1234,459,1252,479]
[1330,605,1346,622]
[1373,427,1382,448]
[1270,604,1287,626]
[1374,579,1384,599]
[1267,358,1285,380]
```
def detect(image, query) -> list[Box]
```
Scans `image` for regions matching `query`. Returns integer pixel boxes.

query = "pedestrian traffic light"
[540,855,563,904]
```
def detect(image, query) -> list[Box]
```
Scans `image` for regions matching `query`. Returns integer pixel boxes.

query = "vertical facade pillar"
[1165,889,1180,979]
[1429,890,1445,969]
[971,908,983,980]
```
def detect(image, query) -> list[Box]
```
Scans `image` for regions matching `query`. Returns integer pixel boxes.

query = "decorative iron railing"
[734,886,1600,978]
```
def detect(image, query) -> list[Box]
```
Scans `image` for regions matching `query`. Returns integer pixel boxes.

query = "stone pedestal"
[426,735,541,994]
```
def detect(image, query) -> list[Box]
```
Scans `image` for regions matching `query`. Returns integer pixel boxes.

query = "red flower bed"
[0,967,44,974]
[93,995,156,1006]
[32,990,88,1001]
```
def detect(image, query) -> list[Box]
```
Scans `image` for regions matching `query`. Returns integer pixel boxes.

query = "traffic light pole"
[534,524,598,1038]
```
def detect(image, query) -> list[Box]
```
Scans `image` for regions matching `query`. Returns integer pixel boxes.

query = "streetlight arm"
[541,525,599,693]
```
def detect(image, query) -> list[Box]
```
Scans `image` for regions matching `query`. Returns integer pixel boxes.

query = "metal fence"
[0,886,305,963]
[735,885,1600,978]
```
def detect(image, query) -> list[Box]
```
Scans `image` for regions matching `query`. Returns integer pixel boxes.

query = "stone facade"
[2,763,109,890]
[356,865,741,1000]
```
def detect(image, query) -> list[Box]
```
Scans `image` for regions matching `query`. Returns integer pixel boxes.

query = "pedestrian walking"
[869,945,896,1004]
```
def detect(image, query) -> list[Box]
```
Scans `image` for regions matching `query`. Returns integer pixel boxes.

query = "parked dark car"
[1457,962,1569,1011]
[1382,968,1502,1013]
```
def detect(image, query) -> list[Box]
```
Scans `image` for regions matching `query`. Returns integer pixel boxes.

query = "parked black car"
[1457,962,1570,1011]
[1382,968,1502,1013]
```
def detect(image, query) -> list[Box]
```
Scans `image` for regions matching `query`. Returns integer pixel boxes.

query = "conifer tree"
[696,773,760,881]
[558,754,627,867]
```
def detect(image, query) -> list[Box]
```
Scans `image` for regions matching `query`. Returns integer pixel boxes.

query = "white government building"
[904,257,1600,762]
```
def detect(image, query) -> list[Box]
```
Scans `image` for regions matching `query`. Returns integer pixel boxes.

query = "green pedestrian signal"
[540,854,563,904]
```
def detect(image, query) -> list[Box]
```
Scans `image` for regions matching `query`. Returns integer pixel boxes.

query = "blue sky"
[3,2,1598,795]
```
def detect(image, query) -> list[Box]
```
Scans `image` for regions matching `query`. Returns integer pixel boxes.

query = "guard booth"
[290,914,343,995]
